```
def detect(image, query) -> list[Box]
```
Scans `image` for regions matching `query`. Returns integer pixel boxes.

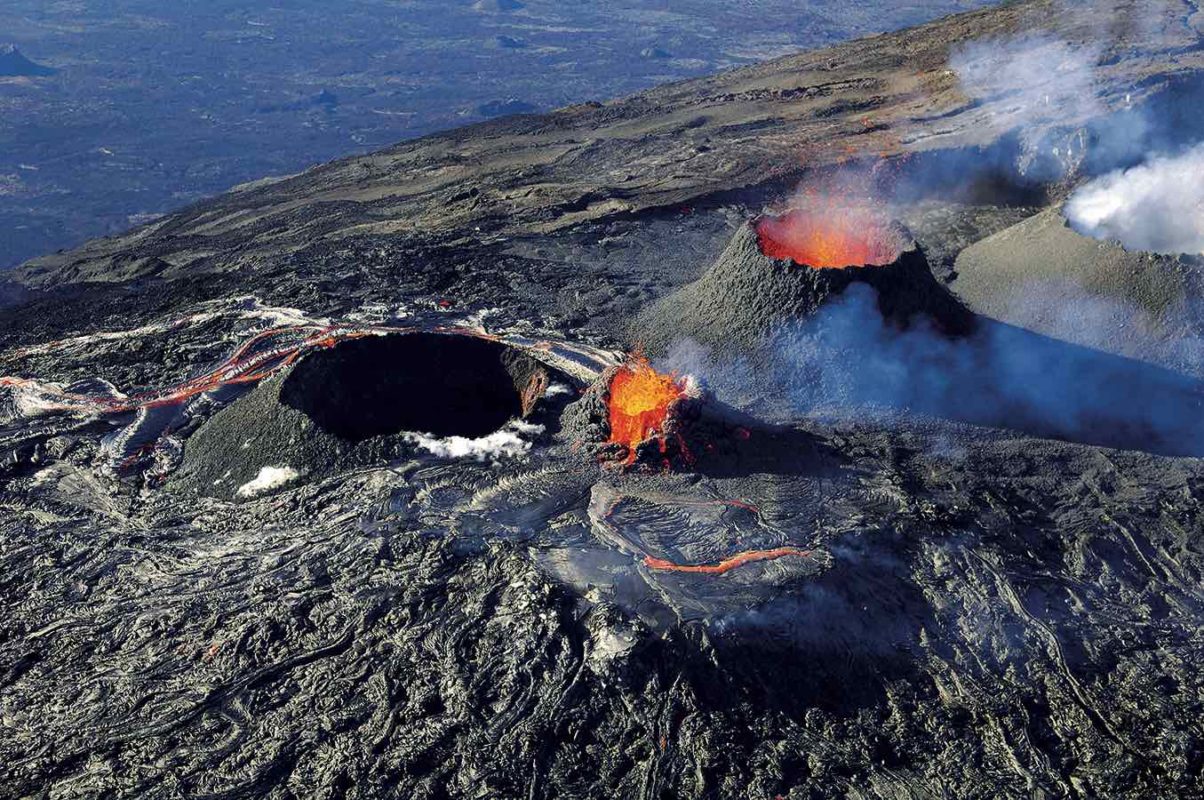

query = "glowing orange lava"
[643,547,812,574]
[756,208,904,269]
[607,357,686,463]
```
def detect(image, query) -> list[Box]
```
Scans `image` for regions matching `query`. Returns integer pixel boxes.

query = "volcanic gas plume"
[1064,142,1204,256]
[607,357,686,463]
[755,206,906,268]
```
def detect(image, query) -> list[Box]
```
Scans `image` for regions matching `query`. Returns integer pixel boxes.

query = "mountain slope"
[14,0,1203,288]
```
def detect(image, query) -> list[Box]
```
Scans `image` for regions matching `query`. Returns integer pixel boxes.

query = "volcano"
[173,330,578,500]
[5,2,1204,799]
[635,208,974,357]
[952,205,1204,375]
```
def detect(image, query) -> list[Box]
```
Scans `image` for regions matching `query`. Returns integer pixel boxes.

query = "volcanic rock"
[561,360,832,473]
[952,205,1204,374]
[587,481,831,620]
[8,3,1204,798]
[174,331,567,500]
[634,214,974,358]
[17,0,1204,291]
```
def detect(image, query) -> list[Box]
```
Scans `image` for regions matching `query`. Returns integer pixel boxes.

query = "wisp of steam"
[1065,142,1204,255]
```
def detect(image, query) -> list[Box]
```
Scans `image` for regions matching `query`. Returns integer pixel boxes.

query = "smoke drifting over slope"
[949,34,1102,179]
[1065,143,1204,255]
[775,285,1204,454]
[660,282,1204,457]
[951,35,1102,130]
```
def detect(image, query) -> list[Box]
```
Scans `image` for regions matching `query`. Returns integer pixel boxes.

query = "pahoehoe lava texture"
[5,1,1204,797]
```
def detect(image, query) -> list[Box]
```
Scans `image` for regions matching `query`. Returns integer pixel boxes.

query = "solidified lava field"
[4,1,1204,798]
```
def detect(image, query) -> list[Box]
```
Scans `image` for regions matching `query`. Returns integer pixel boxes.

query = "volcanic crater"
[173,329,579,500]
[5,2,1204,798]
[635,206,975,358]
[280,332,550,441]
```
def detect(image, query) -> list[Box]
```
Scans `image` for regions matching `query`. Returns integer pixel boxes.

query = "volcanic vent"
[176,331,568,500]
[634,206,974,357]
[756,207,908,268]
[280,333,547,440]
[560,356,700,468]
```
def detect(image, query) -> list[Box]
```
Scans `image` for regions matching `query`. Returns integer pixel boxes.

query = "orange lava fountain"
[607,357,686,463]
[756,208,904,269]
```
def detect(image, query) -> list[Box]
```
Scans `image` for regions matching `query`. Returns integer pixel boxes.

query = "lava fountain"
[607,356,687,463]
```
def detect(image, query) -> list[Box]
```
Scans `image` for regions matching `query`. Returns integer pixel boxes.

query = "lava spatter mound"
[560,355,832,473]
[634,209,974,357]
[175,331,567,500]
[606,358,689,464]
[561,357,700,468]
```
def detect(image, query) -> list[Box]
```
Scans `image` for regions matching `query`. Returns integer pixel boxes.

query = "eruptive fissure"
[606,356,687,463]
[755,207,906,268]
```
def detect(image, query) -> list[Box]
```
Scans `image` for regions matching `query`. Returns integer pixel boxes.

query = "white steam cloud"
[237,465,301,498]
[949,34,1104,179]
[404,419,543,462]
[951,35,1102,129]
[1065,143,1204,255]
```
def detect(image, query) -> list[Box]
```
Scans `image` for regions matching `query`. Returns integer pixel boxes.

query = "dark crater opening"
[280,333,539,441]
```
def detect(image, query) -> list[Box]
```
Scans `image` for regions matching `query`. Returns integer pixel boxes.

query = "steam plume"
[1065,143,1204,255]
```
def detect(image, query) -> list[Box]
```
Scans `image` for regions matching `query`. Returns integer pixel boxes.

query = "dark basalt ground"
[4,1,1204,798]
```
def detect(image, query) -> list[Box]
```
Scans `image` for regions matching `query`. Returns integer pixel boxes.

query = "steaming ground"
[5,0,1204,797]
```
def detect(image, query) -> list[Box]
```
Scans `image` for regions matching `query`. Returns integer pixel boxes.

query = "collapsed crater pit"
[280,332,549,441]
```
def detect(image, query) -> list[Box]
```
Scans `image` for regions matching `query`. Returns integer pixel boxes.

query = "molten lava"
[756,208,904,269]
[643,547,812,574]
[607,357,686,463]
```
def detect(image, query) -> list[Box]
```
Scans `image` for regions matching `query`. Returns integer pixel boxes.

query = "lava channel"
[643,547,813,574]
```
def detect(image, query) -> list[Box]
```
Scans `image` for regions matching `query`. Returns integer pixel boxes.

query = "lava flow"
[643,547,813,574]
[607,357,686,463]
[756,207,904,268]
